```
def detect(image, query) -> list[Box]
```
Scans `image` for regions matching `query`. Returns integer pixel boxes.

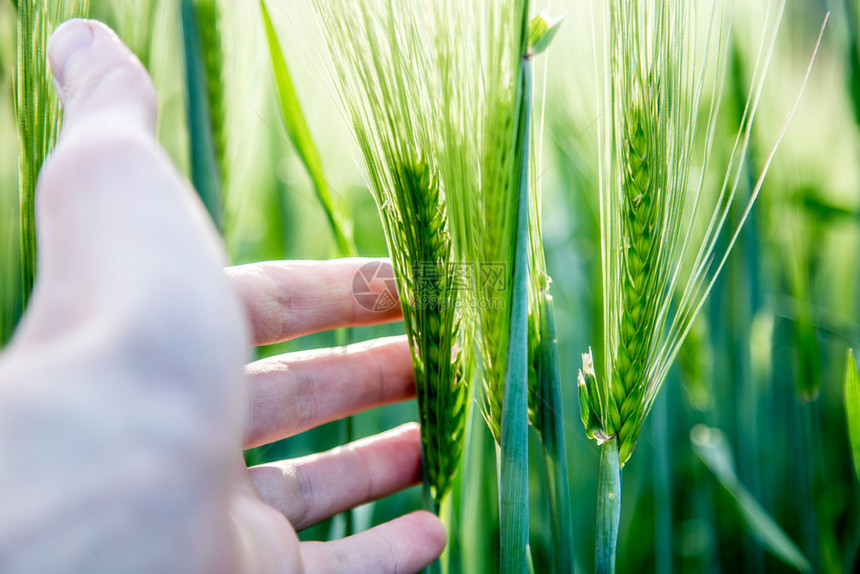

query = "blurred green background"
[1,0,858,572]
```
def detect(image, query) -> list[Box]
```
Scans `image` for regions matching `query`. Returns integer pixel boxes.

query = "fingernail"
[48,20,94,87]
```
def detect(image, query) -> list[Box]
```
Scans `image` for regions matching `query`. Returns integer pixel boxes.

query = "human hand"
[0,19,445,573]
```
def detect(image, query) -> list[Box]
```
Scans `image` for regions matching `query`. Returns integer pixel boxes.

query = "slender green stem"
[595,438,621,574]
[422,502,443,574]
[421,456,441,517]
[538,294,575,573]
[499,56,532,574]
[180,0,223,229]
[421,430,441,574]
[652,390,671,573]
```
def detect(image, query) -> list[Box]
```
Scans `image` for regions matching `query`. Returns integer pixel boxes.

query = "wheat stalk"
[305,2,558,567]
[580,5,701,568]
[430,3,537,569]
[1,5,17,349]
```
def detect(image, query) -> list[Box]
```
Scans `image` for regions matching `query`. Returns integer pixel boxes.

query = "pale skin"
[0,19,446,574]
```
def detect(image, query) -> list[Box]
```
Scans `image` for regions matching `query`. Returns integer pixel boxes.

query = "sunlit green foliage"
[2,2,858,573]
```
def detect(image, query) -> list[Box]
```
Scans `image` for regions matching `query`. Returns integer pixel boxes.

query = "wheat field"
[1,1,859,573]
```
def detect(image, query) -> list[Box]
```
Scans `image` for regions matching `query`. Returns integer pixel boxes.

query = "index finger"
[226,259,402,347]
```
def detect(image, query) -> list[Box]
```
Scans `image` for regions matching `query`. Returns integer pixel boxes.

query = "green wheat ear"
[580,0,689,465]
[585,1,824,570]
[309,0,468,508]
[394,151,467,505]
[609,98,672,463]
[580,0,823,467]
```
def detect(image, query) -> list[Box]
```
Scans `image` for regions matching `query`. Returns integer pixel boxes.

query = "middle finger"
[244,335,414,449]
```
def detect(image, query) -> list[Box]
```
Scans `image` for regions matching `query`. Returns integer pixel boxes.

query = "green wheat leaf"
[845,348,860,481]
[181,0,223,229]
[499,56,531,574]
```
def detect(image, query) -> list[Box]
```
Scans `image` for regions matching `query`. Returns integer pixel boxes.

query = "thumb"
[48,19,157,136]
[14,18,246,406]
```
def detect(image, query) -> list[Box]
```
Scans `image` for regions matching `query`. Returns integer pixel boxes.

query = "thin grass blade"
[692,425,811,572]
[260,0,355,257]
[499,54,532,574]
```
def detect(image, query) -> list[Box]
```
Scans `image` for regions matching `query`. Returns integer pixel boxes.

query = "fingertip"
[395,510,448,570]
[48,19,95,86]
[411,509,448,553]
[49,19,156,135]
